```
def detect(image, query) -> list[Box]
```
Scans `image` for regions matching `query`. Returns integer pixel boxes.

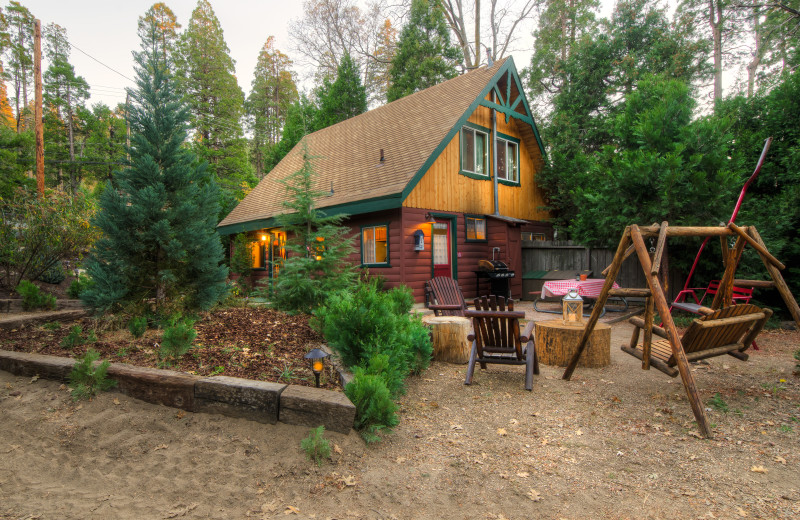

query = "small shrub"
[16,280,56,311]
[61,325,84,349]
[67,274,94,299]
[300,425,331,466]
[128,316,148,339]
[68,349,117,401]
[42,321,61,331]
[315,280,432,395]
[160,318,196,364]
[37,261,66,284]
[345,369,399,444]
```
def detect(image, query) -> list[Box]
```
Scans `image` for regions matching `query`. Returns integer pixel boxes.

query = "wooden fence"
[521,240,686,302]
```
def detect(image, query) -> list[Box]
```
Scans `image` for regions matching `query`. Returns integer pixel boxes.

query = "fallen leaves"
[497,428,507,436]
[774,456,786,465]
[284,505,300,515]
[154,444,168,451]
[750,466,768,474]
[112,398,121,405]
[164,503,197,518]
[527,489,541,502]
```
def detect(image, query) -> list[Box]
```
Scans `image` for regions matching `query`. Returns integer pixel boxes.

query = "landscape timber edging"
[0,350,355,434]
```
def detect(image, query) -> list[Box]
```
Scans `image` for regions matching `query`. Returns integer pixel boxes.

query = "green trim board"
[360,221,391,268]
[429,212,458,279]
[217,193,403,235]
[400,57,547,204]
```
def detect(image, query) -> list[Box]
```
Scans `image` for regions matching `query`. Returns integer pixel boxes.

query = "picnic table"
[533,278,627,317]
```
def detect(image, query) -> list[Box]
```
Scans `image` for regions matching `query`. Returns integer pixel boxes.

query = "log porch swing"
[561,222,800,438]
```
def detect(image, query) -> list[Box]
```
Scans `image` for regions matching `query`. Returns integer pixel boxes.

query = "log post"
[642,295,654,370]
[423,316,472,364]
[729,222,785,270]
[563,227,631,380]
[630,225,711,438]
[748,227,800,327]
[710,235,746,310]
[537,320,610,368]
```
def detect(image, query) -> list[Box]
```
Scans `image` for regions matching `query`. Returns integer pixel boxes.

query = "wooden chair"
[464,296,539,391]
[425,277,468,317]
[622,304,771,377]
[670,279,754,315]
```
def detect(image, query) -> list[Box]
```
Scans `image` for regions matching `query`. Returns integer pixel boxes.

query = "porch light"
[562,289,584,326]
[424,212,436,225]
[261,234,267,241]
[304,348,329,388]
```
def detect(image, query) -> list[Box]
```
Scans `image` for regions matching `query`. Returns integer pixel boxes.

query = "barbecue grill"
[474,259,515,299]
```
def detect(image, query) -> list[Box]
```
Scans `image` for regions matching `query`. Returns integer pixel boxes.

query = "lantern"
[304,348,329,388]
[562,289,583,326]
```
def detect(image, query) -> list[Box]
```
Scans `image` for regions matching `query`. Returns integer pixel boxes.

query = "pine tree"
[270,94,317,168]
[315,52,367,130]
[175,0,256,214]
[271,142,356,314]
[137,2,181,68]
[82,20,228,315]
[5,1,35,132]
[387,0,462,102]
[247,36,298,178]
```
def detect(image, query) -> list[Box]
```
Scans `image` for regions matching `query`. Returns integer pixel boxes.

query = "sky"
[19,0,624,109]
[22,0,306,107]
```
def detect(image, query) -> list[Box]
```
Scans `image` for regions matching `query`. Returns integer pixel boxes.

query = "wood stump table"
[422,315,471,364]
[535,320,610,368]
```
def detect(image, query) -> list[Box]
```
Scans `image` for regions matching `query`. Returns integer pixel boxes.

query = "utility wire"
[65,39,135,83]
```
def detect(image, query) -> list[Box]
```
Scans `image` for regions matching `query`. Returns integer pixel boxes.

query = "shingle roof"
[218,58,512,232]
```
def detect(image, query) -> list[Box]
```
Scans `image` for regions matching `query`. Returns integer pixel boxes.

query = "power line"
[65,39,135,83]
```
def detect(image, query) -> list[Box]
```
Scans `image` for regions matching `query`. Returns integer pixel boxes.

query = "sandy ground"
[1,310,799,519]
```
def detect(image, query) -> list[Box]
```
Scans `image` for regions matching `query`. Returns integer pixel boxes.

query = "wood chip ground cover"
[0,307,338,390]
[1,318,799,518]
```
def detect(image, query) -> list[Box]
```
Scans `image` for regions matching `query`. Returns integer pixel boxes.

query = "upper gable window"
[496,134,520,185]
[460,125,489,178]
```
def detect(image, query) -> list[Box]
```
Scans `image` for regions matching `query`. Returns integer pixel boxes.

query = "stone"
[0,350,75,381]
[279,385,355,434]
[107,363,198,411]
[195,376,285,424]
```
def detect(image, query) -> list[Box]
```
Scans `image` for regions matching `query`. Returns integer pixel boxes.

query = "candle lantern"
[304,348,329,388]
[562,289,584,326]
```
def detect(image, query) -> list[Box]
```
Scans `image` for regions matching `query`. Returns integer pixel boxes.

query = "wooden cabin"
[217,57,552,302]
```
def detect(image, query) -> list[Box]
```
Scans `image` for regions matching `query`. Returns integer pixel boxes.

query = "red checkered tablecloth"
[542,279,619,299]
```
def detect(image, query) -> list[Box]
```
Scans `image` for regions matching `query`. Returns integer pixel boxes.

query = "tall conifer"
[82,20,228,314]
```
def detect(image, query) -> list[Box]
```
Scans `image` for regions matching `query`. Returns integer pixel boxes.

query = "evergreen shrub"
[300,425,331,466]
[16,280,56,311]
[67,274,93,299]
[37,261,66,284]
[68,348,117,401]
[345,369,399,444]
[128,316,148,339]
[315,279,432,392]
[160,318,197,364]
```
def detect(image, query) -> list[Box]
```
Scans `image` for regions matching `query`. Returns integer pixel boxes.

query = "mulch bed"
[0,307,341,390]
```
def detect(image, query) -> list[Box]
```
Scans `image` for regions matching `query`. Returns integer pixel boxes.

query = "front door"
[432,221,452,278]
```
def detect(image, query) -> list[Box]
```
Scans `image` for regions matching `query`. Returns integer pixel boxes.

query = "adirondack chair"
[464,296,539,391]
[622,304,771,377]
[425,277,468,317]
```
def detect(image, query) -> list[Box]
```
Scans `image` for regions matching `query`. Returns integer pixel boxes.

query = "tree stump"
[535,320,610,368]
[422,315,471,364]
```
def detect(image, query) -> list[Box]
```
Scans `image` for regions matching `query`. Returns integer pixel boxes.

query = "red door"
[432,221,452,278]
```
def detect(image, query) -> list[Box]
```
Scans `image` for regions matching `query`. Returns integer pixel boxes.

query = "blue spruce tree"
[82,21,228,314]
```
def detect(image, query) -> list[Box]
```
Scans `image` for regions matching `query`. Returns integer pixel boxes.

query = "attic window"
[460,125,489,178]
[496,134,520,185]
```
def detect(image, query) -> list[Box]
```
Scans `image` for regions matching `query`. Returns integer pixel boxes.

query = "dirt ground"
[1,316,799,519]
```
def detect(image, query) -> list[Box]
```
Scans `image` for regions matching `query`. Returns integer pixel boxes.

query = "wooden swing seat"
[622,304,772,377]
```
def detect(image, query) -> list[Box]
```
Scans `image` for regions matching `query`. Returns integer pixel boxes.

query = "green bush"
[16,280,56,311]
[160,318,197,364]
[345,369,399,444]
[61,324,97,349]
[38,261,66,284]
[300,425,331,466]
[67,274,94,299]
[315,280,432,395]
[128,316,148,339]
[68,348,117,401]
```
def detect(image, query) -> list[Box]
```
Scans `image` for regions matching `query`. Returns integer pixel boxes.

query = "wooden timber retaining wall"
[521,240,686,301]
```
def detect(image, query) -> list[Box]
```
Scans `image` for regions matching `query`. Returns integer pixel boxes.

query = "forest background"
[0,0,798,314]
